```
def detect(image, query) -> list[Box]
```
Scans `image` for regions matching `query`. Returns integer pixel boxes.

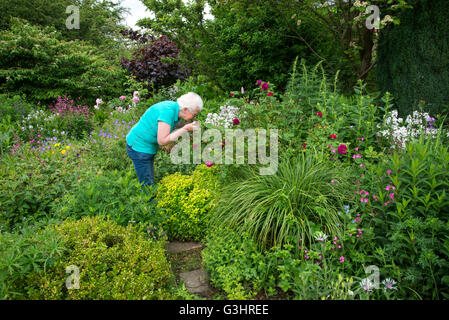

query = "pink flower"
[96,98,103,105]
[390,193,395,200]
[339,256,345,263]
[337,144,347,154]
[331,179,335,183]
[355,147,359,151]
[386,186,390,191]
[205,161,213,167]
[119,96,126,100]
[261,82,269,90]
[360,163,365,167]
[331,149,336,153]
[241,87,245,94]
[256,80,262,86]
[316,111,323,117]
[133,96,139,103]
[117,106,123,112]
[387,169,392,175]
[192,144,198,149]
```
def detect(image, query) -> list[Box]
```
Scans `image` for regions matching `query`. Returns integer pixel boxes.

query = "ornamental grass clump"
[210,150,352,249]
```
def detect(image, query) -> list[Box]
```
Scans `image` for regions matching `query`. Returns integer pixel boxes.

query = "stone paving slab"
[179,269,211,295]
[165,241,204,253]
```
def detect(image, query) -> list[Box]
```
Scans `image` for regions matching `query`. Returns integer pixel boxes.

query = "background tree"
[137,0,312,92]
[0,18,125,105]
[268,0,412,92]
[0,0,129,60]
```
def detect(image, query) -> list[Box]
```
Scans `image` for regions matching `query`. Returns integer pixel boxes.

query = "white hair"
[177,92,203,112]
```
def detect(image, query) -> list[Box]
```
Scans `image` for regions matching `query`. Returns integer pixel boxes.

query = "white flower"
[360,278,376,292]
[314,231,328,242]
[382,278,398,291]
[96,98,103,105]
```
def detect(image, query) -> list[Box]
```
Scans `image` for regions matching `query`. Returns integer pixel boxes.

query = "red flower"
[267,92,273,96]
[329,134,337,139]
[230,92,235,97]
[337,144,347,154]
[316,111,323,117]
[302,143,307,148]
[233,118,240,125]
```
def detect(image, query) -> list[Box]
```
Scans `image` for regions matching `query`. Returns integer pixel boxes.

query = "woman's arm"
[157,121,196,146]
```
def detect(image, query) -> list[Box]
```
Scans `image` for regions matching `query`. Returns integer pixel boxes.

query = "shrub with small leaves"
[25,216,175,300]
[155,164,220,241]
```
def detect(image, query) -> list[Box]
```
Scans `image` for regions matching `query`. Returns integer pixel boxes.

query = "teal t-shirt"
[126,101,179,154]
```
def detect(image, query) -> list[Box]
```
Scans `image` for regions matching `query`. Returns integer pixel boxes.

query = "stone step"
[179,269,211,296]
[165,241,204,253]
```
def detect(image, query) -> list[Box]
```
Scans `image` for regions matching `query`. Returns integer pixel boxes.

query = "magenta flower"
[302,143,307,148]
[205,161,213,167]
[331,179,335,183]
[267,92,274,96]
[119,96,126,100]
[256,80,262,86]
[387,169,392,175]
[339,256,345,263]
[261,82,269,90]
[337,144,347,154]
[233,118,240,125]
[316,111,323,117]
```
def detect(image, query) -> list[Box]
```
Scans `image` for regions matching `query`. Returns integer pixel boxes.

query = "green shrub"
[156,164,220,241]
[202,226,357,300]
[210,151,353,249]
[360,133,449,299]
[51,169,162,229]
[0,146,82,231]
[24,216,175,299]
[0,221,64,300]
[0,94,33,124]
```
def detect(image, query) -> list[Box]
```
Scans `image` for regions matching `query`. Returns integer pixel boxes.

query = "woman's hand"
[183,121,199,132]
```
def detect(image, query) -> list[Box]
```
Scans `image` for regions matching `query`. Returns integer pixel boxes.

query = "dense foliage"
[377,0,449,116]
[0,18,125,105]
[120,30,188,96]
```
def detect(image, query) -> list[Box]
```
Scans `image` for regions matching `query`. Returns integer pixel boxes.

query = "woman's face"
[182,107,200,121]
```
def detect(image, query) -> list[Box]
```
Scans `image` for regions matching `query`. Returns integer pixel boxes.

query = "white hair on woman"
[177,92,203,112]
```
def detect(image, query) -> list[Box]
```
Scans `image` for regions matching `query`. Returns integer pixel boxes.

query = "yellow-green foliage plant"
[25,216,176,300]
[156,164,220,241]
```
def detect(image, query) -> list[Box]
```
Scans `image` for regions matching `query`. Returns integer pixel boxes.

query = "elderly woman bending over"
[126,92,203,188]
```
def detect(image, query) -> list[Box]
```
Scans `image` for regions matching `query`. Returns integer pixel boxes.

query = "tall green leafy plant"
[361,131,449,299]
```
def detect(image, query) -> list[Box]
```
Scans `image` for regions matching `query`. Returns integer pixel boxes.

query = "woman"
[126,92,203,188]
